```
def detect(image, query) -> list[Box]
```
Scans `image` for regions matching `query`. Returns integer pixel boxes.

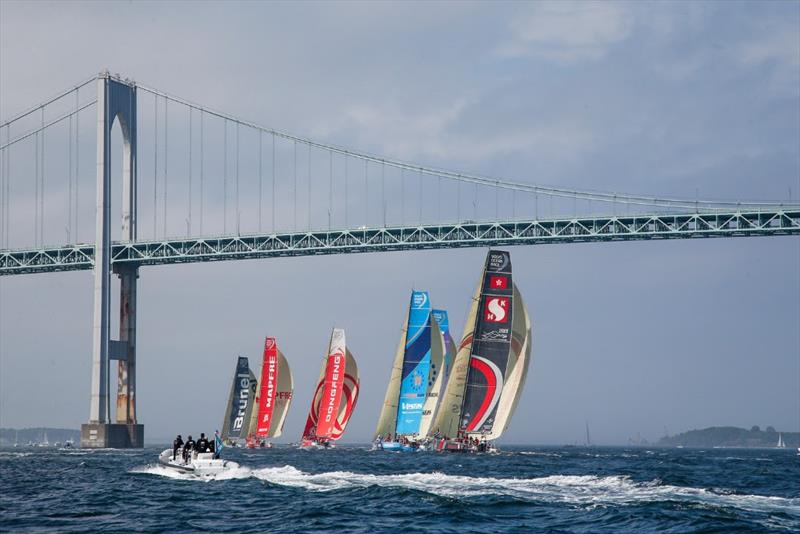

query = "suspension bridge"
[1,72,797,447]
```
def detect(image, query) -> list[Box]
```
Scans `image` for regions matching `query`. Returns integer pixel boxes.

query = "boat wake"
[130,463,252,482]
[250,466,800,514]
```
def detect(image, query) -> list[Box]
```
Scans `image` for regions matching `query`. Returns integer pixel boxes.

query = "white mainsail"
[418,318,445,438]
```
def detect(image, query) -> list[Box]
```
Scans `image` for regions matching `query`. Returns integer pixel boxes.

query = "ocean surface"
[1,445,798,532]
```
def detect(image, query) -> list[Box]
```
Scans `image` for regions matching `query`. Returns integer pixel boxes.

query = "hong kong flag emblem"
[489,275,508,289]
[484,297,509,323]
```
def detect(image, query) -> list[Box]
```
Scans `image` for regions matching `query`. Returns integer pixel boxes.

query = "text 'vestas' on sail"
[221,356,257,443]
[374,291,445,440]
[302,328,360,442]
[247,337,294,439]
[431,249,532,440]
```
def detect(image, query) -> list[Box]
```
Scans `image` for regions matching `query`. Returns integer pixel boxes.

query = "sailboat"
[585,422,592,447]
[245,337,294,448]
[220,356,258,447]
[776,433,786,448]
[373,291,445,452]
[300,328,360,449]
[431,249,532,453]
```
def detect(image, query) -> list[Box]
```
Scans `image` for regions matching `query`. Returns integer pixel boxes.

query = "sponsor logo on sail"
[480,328,510,342]
[484,297,509,323]
[323,353,342,423]
[488,252,508,271]
[489,275,508,289]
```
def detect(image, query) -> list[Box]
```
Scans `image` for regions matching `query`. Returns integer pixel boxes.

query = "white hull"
[158,449,237,477]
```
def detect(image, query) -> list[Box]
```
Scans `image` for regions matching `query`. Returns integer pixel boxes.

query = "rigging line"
[163,97,168,238]
[134,84,785,210]
[188,107,192,235]
[153,95,158,239]
[0,100,96,151]
[258,130,262,232]
[271,133,275,233]
[0,75,96,129]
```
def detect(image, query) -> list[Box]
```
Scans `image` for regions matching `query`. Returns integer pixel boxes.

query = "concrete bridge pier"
[81,73,143,448]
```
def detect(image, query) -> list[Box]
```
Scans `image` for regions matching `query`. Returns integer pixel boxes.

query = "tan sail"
[418,318,445,437]
[373,315,407,439]
[430,278,481,438]
[483,283,532,440]
[269,349,293,438]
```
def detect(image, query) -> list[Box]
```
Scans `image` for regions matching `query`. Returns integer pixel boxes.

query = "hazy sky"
[0,1,798,445]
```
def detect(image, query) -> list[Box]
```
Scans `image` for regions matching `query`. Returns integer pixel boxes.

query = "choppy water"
[1,445,798,532]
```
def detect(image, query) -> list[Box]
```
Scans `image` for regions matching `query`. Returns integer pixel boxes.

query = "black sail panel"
[459,250,513,435]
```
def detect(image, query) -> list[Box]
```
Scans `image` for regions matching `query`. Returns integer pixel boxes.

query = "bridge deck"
[2,210,798,276]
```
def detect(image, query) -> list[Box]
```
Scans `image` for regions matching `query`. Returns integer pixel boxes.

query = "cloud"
[497,1,632,62]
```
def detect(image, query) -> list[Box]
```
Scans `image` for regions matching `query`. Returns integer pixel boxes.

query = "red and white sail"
[251,337,294,439]
[302,328,360,442]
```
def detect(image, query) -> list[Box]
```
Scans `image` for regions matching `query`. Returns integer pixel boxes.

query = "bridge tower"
[80,73,143,448]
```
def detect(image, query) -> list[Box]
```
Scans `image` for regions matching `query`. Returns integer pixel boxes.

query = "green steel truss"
[2,210,798,276]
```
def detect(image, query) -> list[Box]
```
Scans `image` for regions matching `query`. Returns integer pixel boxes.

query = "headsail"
[373,315,407,439]
[221,356,255,442]
[302,328,360,442]
[432,309,457,387]
[418,317,445,438]
[269,348,293,438]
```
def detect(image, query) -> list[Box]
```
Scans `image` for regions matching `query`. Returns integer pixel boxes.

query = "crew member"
[196,433,209,453]
[183,435,195,462]
[172,434,184,460]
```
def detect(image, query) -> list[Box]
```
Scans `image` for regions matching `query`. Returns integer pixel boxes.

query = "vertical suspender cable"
[364,159,368,227]
[474,183,478,221]
[35,131,39,246]
[307,143,311,231]
[418,169,422,224]
[344,153,348,228]
[6,125,10,246]
[329,150,333,230]
[456,180,460,222]
[271,133,275,233]
[153,95,158,238]
[223,119,227,234]
[258,130,262,232]
[381,162,385,227]
[293,140,297,232]
[75,92,79,241]
[200,111,204,235]
[235,122,240,234]
[164,97,168,238]
[41,107,45,245]
[401,168,405,226]
[68,113,73,242]
[188,107,192,235]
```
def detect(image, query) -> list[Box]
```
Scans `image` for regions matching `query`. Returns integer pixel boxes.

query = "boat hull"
[157,449,237,476]
[375,441,421,453]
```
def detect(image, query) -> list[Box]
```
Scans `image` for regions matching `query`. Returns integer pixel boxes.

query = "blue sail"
[395,291,432,435]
